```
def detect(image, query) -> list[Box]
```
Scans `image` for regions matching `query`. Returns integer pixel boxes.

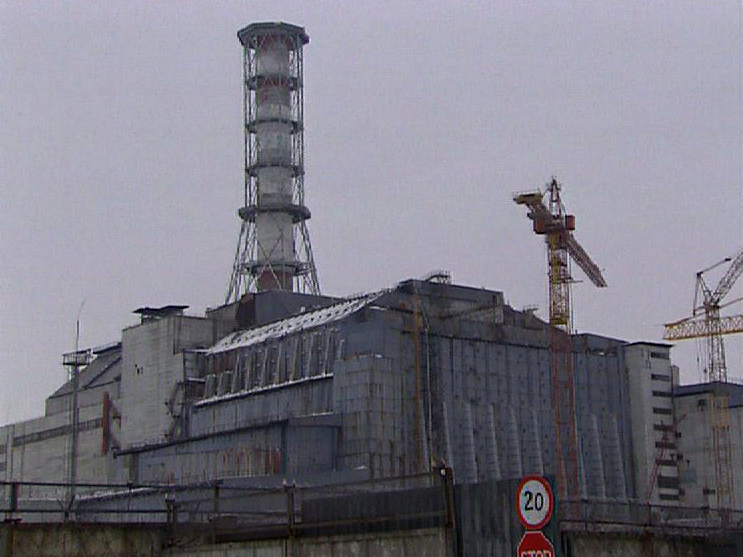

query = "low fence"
[1,469,454,541]
[1,480,175,523]
[560,498,743,531]
[4,474,743,555]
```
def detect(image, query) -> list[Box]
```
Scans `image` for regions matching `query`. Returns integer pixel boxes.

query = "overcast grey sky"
[1,0,742,423]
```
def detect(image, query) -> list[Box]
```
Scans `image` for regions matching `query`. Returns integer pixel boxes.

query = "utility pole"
[62,310,91,515]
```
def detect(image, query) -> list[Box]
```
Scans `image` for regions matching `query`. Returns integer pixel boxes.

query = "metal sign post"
[516,475,557,557]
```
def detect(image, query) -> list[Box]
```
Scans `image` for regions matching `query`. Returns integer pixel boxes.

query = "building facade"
[5,278,737,510]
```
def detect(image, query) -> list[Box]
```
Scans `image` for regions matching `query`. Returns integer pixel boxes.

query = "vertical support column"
[285,482,296,537]
[442,402,455,473]
[486,404,502,480]
[711,388,733,509]
[546,181,580,498]
[63,348,91,514]
[507,408,523,478]
[549,322,579,499]
[212,480,221,517]
[5,483,18,521]
[462,403,478,483]
[0,520,16,557]
[413,293,425,473]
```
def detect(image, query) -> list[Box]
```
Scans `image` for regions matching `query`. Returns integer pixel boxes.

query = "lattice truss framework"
[514,178,607,500]
[228,24,320,303]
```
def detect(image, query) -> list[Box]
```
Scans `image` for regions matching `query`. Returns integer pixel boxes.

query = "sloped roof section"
[207,290,387,355]
[49,345,121,398]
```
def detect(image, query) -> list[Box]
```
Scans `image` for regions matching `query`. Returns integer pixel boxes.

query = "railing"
[0,469,455,539]
[559,499,743,531]
[1,480,177,523]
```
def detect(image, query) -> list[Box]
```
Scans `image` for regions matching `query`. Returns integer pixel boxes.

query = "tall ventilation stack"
[227,22,320,302]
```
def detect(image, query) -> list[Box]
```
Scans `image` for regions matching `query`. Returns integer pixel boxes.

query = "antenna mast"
[63,305,91,515]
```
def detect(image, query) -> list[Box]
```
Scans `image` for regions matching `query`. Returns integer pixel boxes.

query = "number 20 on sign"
[516,475,554,530]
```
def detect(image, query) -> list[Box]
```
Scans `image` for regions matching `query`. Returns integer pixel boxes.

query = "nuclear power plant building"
[2,20,743,557]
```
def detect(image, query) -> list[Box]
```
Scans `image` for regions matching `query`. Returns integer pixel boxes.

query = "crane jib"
[711,248,743,303]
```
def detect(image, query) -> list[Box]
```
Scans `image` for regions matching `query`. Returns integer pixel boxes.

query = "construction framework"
[515,178,607,499]
[664,249,743,508]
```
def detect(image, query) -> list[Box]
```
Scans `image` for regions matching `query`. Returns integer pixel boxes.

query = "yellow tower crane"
[663,248,743,509]
[514,177,607,499]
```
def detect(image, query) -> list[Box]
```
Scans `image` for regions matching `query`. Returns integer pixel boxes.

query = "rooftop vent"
[133,305,188,323]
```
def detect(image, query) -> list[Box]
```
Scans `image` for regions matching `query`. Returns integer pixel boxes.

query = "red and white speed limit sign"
[516,475,554,530]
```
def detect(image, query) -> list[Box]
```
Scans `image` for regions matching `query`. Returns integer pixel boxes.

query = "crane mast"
[514,178,607,499]
[663,248,743,509]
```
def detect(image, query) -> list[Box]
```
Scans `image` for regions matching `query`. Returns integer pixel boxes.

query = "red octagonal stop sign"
[517,531,555,557]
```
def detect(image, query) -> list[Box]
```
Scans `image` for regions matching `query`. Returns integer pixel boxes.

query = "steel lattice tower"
[227,22,320,303]
[514,179,607,500]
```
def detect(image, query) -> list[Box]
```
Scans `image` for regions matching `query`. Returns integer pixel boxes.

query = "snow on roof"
[206,290,387,355]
